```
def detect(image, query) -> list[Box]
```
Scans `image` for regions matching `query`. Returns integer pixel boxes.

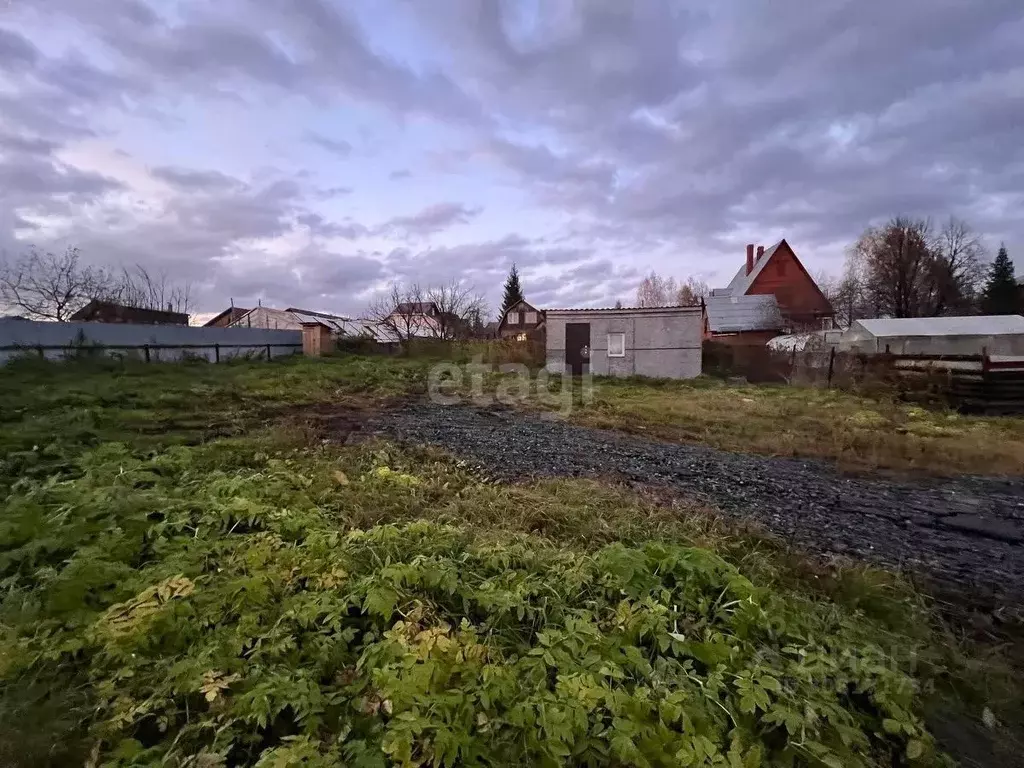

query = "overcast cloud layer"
[1,0,1021,317]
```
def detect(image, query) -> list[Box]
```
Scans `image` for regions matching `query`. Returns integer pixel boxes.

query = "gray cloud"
[412,0,1024,273]
[0,26,38,70]
[297,212,367,239]
[2,0,1022,316]
[314,185,354,200]
[374,202,481,239]
[152,166,240,192]
[0,152,123,209]
[305,131,353,157]
[17,0,483,124]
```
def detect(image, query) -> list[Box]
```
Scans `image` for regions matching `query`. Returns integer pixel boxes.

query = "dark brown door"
[565,323,590,375]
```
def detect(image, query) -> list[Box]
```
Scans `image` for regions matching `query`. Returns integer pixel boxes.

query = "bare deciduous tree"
[0,247,195,321]
[364,280,486,349]
[109,265,194,314]
[636,272,678,307]
[365,283,427,346]
[676,276,709,305]
[0,247,111,321]
[848,216,985,319]
[637,272,707,307]
[932,216,984,315]
[426,280,487,341]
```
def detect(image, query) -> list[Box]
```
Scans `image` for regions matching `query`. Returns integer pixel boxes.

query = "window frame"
[607,332,626,358]
[506,311,519,325]
[524,311,537,324]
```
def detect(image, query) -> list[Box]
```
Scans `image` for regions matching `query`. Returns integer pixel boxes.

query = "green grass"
[0,356,1020,766]
[540,375,1024,476]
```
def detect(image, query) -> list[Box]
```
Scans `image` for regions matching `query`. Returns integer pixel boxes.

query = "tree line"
[831,216,1018,323]
[0,246,193,321]
[632,216,1021,321]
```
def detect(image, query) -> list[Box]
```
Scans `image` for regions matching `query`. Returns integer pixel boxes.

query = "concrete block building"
[545,306,703,379]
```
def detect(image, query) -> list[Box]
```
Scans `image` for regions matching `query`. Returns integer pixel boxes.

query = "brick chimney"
[745,244,754,275]
[756,245,765,261]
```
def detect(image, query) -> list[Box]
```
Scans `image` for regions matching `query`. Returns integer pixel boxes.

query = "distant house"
[381,301,476,340]
[203,306,250,327]
[70,300,188,326]
[706,240,834,344]
[497,299,545,341]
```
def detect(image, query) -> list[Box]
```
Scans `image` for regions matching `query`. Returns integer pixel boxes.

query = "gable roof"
[393,301,438,315]
[725,240,783,296]
[852,315,1024,338]
[498,299,542,328]
[70,299,188,325]
[286,307,350,332]
[202,306,249,327]
[704,294,783,333]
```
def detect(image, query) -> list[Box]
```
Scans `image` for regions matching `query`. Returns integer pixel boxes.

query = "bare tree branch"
[108,264,193,313]
[636,272,678,307]
[931,216,985,315]
[676,276,709,305]
[0,247,113,321]
[846,216,986,319]
[364,280,487,349]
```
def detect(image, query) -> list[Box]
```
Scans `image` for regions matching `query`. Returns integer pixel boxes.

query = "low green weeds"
[0,357,1018,766]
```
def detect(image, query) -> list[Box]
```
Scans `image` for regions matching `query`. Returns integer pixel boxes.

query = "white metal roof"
[852,315,1024,338]
[704,294,782,332]
[545,305,702,315]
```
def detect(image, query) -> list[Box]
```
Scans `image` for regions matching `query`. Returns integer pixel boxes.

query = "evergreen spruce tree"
[501,263,525,316]
[979,244,1019,315]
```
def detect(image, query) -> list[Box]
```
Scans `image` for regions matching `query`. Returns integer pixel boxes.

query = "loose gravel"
[367,401,1024,601]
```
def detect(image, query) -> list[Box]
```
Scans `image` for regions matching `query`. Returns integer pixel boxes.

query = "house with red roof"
[704,240,834,345]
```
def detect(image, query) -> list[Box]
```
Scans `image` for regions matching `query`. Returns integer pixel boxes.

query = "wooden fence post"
[827,346,836,388]
[36,345,44,359]
[265,343,271,360]
[214,343,220,363]
[144,345,151,363]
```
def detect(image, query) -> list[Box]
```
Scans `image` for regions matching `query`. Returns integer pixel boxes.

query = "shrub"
[0,440,944,766]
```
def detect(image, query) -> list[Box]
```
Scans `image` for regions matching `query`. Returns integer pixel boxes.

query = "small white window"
[607,332,626,357]
[821,317,834,330]
[524,311,537,324]
[507,311,519,324]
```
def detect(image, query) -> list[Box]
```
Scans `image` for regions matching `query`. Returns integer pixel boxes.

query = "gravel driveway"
[368,401,1024,602]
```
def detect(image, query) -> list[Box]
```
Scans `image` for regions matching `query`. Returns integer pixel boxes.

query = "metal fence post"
[265,343,271,360]
[144,345,151,363]
[36,345,44,359]
[826,346,836,388]
[214,343,220,363]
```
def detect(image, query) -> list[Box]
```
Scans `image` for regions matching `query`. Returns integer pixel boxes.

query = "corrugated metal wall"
[0,319,301,363]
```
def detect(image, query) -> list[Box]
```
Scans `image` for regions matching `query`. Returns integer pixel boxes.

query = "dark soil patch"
[273,401,376,445]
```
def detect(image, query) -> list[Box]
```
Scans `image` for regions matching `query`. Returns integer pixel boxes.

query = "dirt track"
[367,401,1024,604]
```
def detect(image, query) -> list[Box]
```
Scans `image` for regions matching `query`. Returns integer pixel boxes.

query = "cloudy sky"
[1,0,1021,317]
